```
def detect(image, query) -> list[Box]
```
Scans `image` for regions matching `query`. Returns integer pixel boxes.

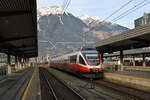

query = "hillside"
[37,6,129,56]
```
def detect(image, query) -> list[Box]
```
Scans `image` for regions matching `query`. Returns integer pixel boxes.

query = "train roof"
[51,46,97,60]
[81,46,96,51]
[51,51,80,59]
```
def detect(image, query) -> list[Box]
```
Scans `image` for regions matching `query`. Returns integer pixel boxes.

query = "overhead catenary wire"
[52,0,71,30]
[62,0,68,10]
[111,0,149,22]
[62,0,71,14]
[48,0,71,36]
[103,0,134,21]
[45,0,70,40]
[61,0,71,14]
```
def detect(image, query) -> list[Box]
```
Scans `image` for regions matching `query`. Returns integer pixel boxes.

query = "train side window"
[79,56,86,65]
[70,55,77,63]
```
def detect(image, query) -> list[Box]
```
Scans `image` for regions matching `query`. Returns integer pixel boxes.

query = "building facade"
[0,53,7,76]
[0,53,7,68]
[135,12,150,27]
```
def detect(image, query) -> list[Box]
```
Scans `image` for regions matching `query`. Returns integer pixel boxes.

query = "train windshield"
[82,50,100,65]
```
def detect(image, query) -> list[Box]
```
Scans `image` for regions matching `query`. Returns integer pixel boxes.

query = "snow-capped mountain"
[37,6,129,56]
[37,6,68,20]
[79,14,103,25]
[79,14,102,21]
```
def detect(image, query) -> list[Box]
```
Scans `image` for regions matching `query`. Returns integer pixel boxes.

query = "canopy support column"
[15,56,18,71]
[7,54,11,74]
[142,54,146,67]
[120,50,124,71]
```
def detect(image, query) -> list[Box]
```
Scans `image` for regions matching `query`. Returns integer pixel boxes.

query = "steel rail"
[39,67,85,100]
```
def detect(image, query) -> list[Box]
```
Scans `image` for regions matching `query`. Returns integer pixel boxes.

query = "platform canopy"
[0,0,38,58]
[94,23,150,53]
[104,48,150,57]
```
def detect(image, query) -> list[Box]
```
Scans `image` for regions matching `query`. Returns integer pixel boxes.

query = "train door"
[76,53,79,64]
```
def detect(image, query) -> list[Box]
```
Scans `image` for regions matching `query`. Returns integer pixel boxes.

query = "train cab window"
[79,56,86,65]
[70,55,77,63]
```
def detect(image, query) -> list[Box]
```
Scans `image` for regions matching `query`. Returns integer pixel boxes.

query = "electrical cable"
[104,0,134,21]
[112,0,149,22]
[63,0,71,12]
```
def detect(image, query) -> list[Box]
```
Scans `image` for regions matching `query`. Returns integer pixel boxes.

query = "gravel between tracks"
[47,67,150,100]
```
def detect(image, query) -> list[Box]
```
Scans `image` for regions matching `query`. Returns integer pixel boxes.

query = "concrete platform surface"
[108,70,150,79]
[104,71,150,93]
[22,67,41,100]
[0,67,34,100]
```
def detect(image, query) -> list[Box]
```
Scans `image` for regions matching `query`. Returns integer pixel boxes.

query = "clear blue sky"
[37,0,150,28]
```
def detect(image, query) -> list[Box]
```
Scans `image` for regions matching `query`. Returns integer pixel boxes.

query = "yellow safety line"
[22,68,36,100]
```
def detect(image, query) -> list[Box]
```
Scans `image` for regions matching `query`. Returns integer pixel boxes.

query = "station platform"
[104,70,150,93]
[22,66,41,100]
[0,67,34,100]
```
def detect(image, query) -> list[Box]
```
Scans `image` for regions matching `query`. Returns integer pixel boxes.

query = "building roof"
[0,0,38,58]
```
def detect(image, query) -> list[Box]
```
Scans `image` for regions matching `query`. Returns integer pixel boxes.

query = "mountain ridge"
[37,6,129,56]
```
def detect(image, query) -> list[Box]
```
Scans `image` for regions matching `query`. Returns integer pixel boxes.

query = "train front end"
[78,48,103,78]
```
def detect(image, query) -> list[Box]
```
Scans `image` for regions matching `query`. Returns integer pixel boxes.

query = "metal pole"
[19,57,22,70]
[120,50,123,71]
[101,53,104,64]
[82,32,86,47]
[27,58,30,67]
[22,57,25,69]
[15,56,18,71]
[7,54,11,74]
[25,58,28,68]
[133,56,136,66]
[142,54,146,67]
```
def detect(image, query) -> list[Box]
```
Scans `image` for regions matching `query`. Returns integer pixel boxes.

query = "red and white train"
[50,47,103,78]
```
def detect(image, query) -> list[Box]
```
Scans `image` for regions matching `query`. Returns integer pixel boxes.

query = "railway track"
[41,68,150,100]
[84,79,150,100]
[39,67,85,100]
[62,69,150,100]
